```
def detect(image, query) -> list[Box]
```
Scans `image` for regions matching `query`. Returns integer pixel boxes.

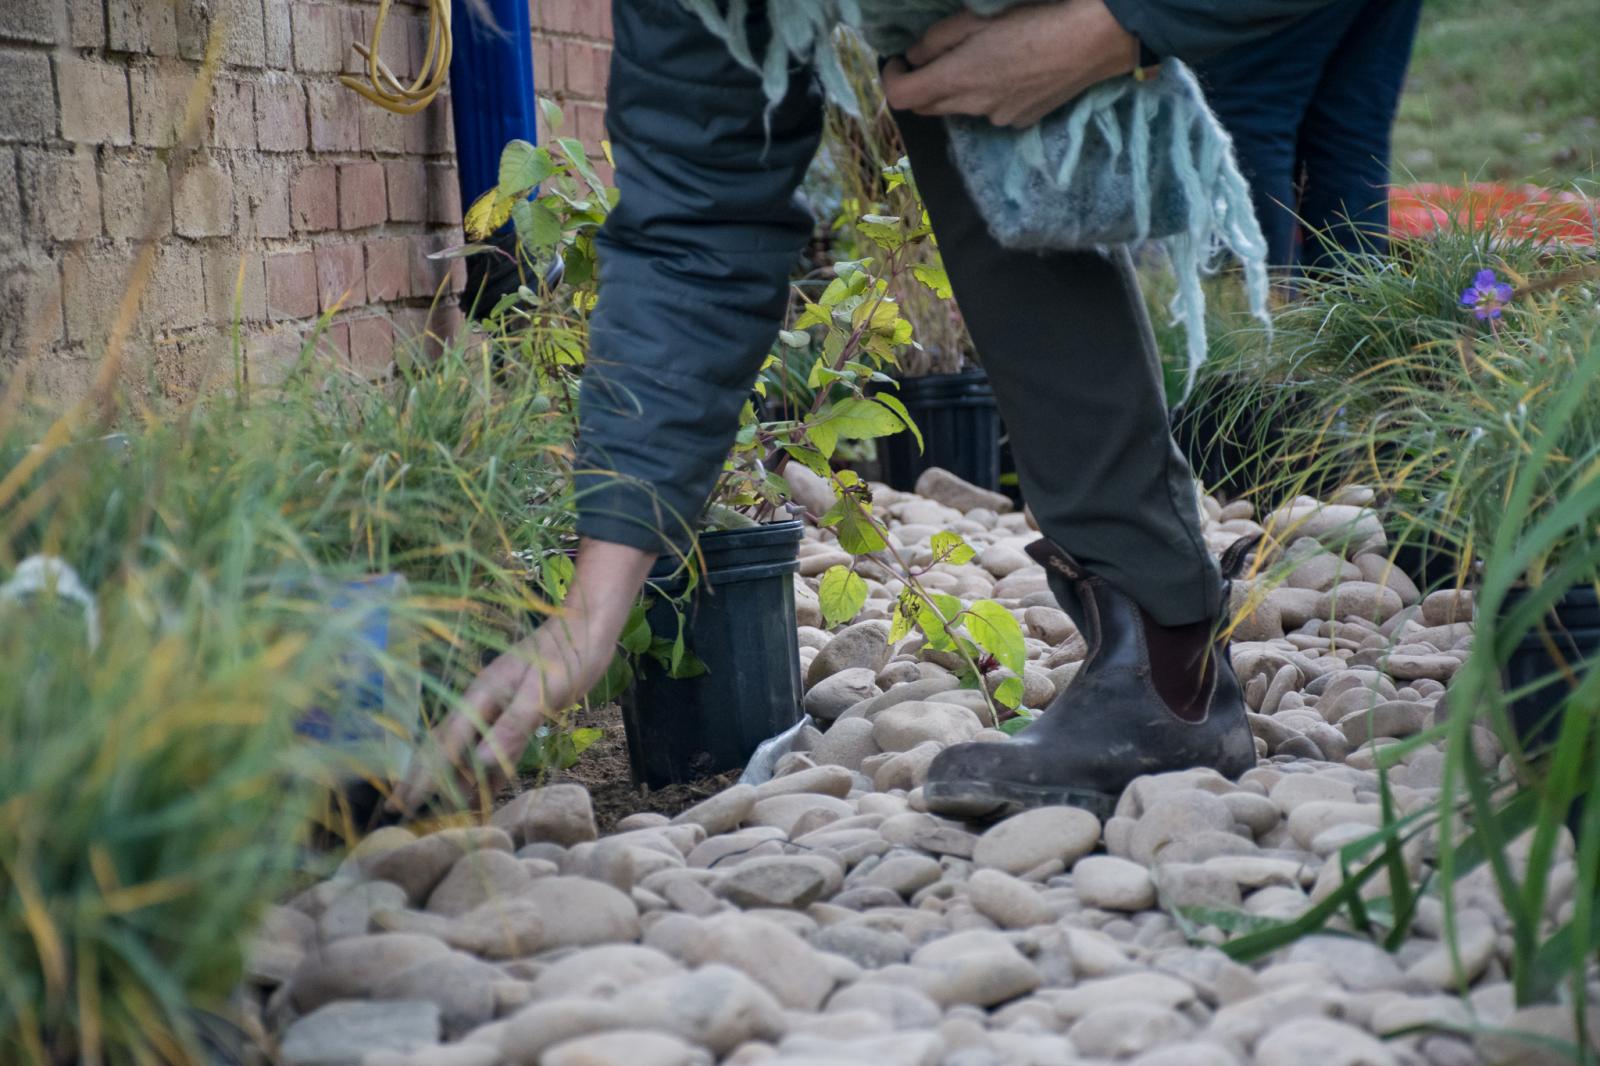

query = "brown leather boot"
[922,536,1259,821]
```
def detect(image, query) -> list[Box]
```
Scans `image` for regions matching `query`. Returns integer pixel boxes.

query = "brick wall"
[0,0,466,403]
[532,1,612,165]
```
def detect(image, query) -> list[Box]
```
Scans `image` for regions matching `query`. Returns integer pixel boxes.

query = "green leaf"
[966,600,1025,675]
[820,499,888,555]
[619,603,652,655]
[668,615,707,679]
[819,565,869,628]
[498,140,557,196]
[809,420,839,460]
[584,655,634,704]
[874,392,924,453]
[997,713,1032,736]
[777,329,810,349]
[511,199,563,253]
[929,530,975,566]
[540,553,574,602]
[817,397,908,444]
[912,262,952,299]
[888,595,916,643]
[992,675,1024,709]
[779,444,831,478]
[856,214,904,250]
[538,96,565,133]
[915,591,965,650]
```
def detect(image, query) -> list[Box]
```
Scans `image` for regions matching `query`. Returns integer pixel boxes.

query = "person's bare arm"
[882,0,1139,128]
[392,538,656,813]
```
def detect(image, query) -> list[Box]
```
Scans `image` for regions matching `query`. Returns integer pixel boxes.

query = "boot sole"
[923,778,1118,823]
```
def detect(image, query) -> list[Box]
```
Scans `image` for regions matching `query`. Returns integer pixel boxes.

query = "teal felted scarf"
[678,0,1269,395]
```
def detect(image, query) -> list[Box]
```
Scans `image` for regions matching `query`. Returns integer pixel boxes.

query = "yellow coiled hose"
[339,0,452,115]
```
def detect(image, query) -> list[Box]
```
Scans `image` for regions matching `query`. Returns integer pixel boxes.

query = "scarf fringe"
[678,2,1271,400]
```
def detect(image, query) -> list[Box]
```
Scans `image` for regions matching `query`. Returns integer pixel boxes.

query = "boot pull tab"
[1219,533,1264,582]
[1025,536,1087,581]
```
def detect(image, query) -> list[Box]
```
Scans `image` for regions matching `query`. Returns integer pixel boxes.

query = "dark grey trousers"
[579,0,1221,626]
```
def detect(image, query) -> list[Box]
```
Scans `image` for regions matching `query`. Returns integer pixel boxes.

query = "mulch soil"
[532,701,743,834]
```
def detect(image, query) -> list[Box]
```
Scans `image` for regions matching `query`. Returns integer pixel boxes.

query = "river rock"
[807,623,890,686]
[672,784,757,835]
[543,1030,705,1066]
[972,806,1101,874]
[803,667,881,720]
[1072,855,1156,910]
[966,868,1054,928]
[915,467,1013,514]
[522,876,639,948]
[1255,1016,1396,1066]
[810,718,879,771]
[612,964,786,1054]
[491,785,598,848]
[279,1001,441,1065]
[872,701,983,751]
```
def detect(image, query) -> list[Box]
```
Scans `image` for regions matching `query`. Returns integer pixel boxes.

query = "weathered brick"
[314,318,349,361]
[100,156,172,239]
[340,8,372,76]
[153,329,234,400]
[573,102,607,154]
[364,236,409,302]
[0,6,57,44]
[263,0,291,66]
[306,82,359,151]
[244,325,308,386]
[384,160,427,222]
[0,52,56,142]
[532,37,556,95]
[61,244,133,346]
[19,150,102,243]
[172,157,234,238]
[291,4,348,73]
[338,162,386,230]
[144,242,207,333]
[233,159,291,238]
[290,164,337,232]
[403,94,454,157]
[108,0,179,55]
[0,151,18,253]
[253,76,307,152]
[425,164,461,225]
[202,247,267,323]
[266,249,318,320]
[409,232,463,299]
[562,39,609,99]
[207,78,256,150]
[315,242,366,310]
[68,0,105,47]
[129,65,190,147]
[1,258,64,358]
[347,314,394,376]
[359,102,408,153]
[216,0,269,68]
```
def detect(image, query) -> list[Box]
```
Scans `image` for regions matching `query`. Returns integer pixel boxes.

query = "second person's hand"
[882,0,1140,128]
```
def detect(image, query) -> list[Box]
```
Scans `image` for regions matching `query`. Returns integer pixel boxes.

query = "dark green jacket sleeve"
[1104,0,1343,60]
[575,0,822,556]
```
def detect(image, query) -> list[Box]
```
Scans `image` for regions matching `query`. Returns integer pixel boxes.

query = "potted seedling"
[812,31,1006,495]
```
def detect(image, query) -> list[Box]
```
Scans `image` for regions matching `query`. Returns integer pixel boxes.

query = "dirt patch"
[532,702,744,834]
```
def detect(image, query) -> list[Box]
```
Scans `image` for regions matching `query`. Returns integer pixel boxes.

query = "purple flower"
[1460,268,1514,320]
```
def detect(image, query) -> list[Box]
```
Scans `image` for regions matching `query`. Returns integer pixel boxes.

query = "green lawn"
[1394,0,1600,186]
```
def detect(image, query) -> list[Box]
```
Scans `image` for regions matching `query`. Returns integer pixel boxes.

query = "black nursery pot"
[620,521,804,789]
[1170,372,1317,500]
[1502,585,1600,754]
[876,370,1003,494]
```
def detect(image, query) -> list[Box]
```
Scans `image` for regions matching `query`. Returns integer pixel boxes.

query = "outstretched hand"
[882,0,1139,128]
[389,539,657,815]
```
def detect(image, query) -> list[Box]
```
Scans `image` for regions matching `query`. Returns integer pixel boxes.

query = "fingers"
[473,671,547,775]
[904,10,987,68]
[882,56,964,116]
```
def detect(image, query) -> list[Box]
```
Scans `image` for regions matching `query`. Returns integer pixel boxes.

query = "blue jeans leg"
[1296,0,1425,269]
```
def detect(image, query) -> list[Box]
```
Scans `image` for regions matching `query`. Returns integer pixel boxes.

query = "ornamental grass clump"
[1192,216,1600,1059]
[0,319,582,1061]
